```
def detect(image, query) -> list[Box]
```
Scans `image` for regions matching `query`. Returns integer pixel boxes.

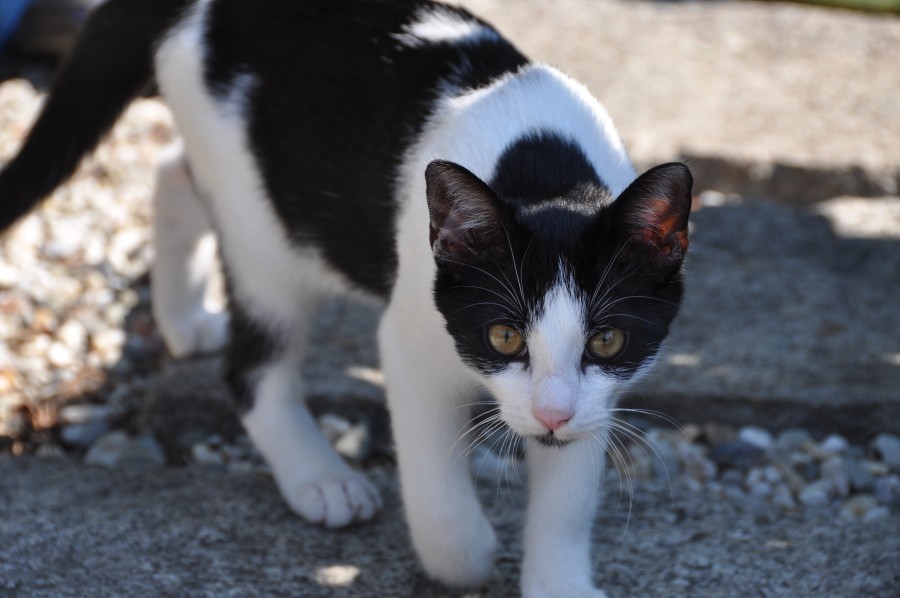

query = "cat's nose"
[531,406,573,432]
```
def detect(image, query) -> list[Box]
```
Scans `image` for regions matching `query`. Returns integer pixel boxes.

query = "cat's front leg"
[379,309,497,588]
[521,435,607,598]
[230,306,381,529]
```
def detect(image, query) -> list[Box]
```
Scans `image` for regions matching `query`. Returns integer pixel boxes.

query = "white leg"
[152,144,228,358]
[241,350,382,528]
[379,309,497,587]
[521,435,607,598]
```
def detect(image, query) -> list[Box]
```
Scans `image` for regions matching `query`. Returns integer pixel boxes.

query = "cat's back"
[155,0,528,296]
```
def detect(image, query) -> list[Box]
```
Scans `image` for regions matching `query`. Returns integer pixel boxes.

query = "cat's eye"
[487,324,526,357]
[586,328,626,360]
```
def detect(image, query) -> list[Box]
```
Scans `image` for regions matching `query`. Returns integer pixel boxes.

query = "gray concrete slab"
[1,457,897,597]
[460,0,900,201]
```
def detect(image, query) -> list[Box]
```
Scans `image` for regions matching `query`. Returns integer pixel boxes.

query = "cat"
[0,0,692,595]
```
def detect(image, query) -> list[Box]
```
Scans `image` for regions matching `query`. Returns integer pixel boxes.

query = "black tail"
[0,0,190,232]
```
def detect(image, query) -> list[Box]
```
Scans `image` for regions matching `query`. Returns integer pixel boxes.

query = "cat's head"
[425,148,692,446]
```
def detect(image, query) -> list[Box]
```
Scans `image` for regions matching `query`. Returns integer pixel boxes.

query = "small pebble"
[775,428,813,453]
[845,458,876,492]
[799,480,832,507]
[701,422,736,447]
[710,441,766,472]
[821,456,850,498]
[61,421,111,448]
[772,484,797,510]
[738,426,774,450]
[318,414,352,444]
[871,433,900,471]
[84,431,165,468]
[873,474,900,507]
[818,433,849,456]
[839,494,879,521]
[334,423,372,462]
[191,442,225,467]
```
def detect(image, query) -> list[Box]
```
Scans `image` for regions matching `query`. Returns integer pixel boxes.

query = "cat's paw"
[285,472,383,529]
[158,309,229,358]
[413,511,497,587]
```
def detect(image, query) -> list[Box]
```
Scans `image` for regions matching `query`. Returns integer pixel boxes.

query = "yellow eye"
[587,328,626,360]
[487,325,526,356]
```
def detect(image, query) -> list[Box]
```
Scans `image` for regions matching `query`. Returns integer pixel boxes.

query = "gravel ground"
[1,457,897,597]
[1,1,899,594]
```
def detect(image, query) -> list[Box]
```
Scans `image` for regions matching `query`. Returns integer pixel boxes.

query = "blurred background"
[0,1,898,594]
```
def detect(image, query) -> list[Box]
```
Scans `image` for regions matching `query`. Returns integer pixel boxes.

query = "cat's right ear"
[425,160,505,259]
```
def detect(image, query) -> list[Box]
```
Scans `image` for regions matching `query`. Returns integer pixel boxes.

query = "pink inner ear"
[637,198,688,255]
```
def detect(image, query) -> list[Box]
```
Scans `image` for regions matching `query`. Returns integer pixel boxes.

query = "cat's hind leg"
[151,143,229,358]
[229,302,381,528]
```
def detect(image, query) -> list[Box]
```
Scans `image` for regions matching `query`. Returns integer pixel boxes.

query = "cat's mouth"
[531,432,574,448]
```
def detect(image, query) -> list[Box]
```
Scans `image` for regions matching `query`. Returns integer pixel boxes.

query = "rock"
[721,483,748,503]
[738,427,774,450]
[678,442,717,483]
[56,319,88,352]
[710,441,766,472]
[862,460,890,476]
[818,434,849,456]
[772,484,797,510]
[798,480,832,507]
[318,414,352,444]
[191,443,225,468]
[790,452,819,483]
[84,431,165,468]
[775,428,813,453]
[58,404,115,426]
[839,494,880,521]
[334,423,372,462]
[873,474,900,507]
[61,421,111,448]
[871,433,900,471]
[845,458,876,493]
[90,328,126,365]
[762,465,783,484]
[700,422,736,447]
[47,342,76,368]
[749,481,773,499]
[820,456,850,498]
[862,507,890,523]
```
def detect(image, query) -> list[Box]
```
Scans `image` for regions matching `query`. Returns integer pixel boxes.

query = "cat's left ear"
[425,160,505,258]
[611,162,693,260]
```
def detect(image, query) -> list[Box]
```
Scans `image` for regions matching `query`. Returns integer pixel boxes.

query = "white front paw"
[412,511,497,587]
[282,471,383,529]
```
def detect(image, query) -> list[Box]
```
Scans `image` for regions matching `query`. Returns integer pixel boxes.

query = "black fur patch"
[202,0,528,297]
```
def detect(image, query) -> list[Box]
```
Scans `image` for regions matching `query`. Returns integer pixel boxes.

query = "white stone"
[47,341,76,368]
[191,443,225,467]
[739,426,774,450]
[798,480,832,506]
[821,456,850,498]
[818,434,849,456]
[56,319,88,352]
[772,484,797,509]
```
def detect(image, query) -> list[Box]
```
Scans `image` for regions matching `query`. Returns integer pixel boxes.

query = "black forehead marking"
[489,131,613,243]
[489,131,609,205]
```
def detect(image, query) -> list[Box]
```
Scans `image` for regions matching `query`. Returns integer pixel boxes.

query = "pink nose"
[532,406,573,432]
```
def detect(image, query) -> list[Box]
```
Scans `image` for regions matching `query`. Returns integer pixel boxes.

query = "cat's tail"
[0,0,189,232]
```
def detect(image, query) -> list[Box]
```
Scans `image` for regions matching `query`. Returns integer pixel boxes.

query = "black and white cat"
[0,0,692,595]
